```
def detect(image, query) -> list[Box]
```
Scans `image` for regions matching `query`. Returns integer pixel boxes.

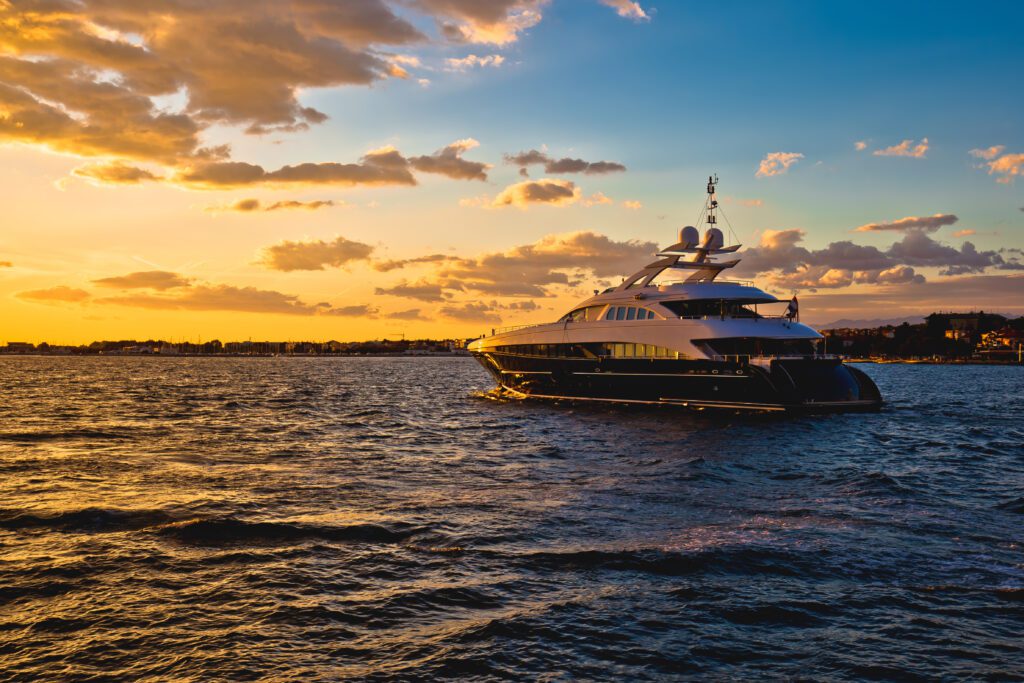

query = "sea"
[0,357,1021,681]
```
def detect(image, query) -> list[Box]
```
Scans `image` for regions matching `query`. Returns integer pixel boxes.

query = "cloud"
[177,141,488,189]
[0,55,205,163]
[0,0,568,186]
[855,214,958,233]
[0,2,427,160]
[373,254,460,272]
[258,236,374,271]
[0,261,12,268]
[422,0,546,45]
[756,152,803,177]
[969,146,1005,160]
[175,147,418,189]
[375,281,447,302]
[499,300,540,311]
[873,138,929,158]
[723,197,763,207]
[584,192,613,206]
[599,0,651,21]
[622,199,643,209]
[320,304,379,317]
[854,141,867,151]
[802,274,1024,323]
[72,161,163,185]
[98,284,323,315]
[92,271,192,290]
[972,149,1024,184]
[208,199,338,213]
[408,138,490,181]
[445,54,505,70]
[504,149,626,176]
[737,227,1013,289]
[492,178,581,208]
[385,308,429,321]
[440,301,502,324]
[952,229,976,238]
[15,286,91,303]
[887,231,1003,275]
[380,231,657,300]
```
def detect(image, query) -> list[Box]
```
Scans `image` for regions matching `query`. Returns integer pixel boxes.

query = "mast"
[706,173,719,232]
[614,175,742,291]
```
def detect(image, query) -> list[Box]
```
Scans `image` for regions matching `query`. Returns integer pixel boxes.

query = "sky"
[2,0,1023,344]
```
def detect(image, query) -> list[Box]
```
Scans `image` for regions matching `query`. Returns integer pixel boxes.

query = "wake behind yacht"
[468,176,883,412]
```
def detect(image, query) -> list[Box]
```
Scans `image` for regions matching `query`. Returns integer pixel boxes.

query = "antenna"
[706,173,719,227]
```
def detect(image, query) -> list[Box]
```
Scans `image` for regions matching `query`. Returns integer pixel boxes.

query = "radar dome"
[702,227,724,250]
[679,226,700,248]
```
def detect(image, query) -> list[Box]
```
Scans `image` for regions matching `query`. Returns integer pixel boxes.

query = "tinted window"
[615,307,627,321]
[626,307,636,321]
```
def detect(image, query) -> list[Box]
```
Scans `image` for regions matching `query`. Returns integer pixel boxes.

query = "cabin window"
[698,337,816,357]
[588,343,684,358]
[615,307,627,321]
[625,307,637,321]
[661,300,763,319]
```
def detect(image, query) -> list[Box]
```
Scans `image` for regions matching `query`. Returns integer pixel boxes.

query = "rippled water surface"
[1,357,1022,681]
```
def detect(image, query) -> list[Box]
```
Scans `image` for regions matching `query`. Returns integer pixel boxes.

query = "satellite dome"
[703,227,724,250]
[679,226,700,248]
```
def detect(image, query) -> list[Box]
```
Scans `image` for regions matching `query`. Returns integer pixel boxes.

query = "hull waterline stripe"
[572,372,746,378]
[496,384,789,411]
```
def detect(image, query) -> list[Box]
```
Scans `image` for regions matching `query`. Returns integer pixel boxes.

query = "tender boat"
[468,176,883,412]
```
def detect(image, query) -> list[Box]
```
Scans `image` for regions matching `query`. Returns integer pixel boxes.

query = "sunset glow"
[2,1,1022,343]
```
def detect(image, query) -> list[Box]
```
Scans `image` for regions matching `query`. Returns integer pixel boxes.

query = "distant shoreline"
[1,353,1020,365]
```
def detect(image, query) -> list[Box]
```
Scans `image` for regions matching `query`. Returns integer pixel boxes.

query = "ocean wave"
[0,428,135,442]
[0,508,175,532]
[152,518,425,546]
[505,546,825,579]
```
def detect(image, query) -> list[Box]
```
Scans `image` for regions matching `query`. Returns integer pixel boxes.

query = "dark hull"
[472,352,882,412]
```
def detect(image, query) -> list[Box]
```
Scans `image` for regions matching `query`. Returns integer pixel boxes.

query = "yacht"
[468,176,883,412]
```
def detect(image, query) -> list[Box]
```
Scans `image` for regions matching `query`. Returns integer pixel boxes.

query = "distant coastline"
[3,311,1022,364]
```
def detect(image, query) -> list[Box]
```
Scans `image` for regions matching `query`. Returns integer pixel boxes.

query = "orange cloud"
[756,152,804,177]
[72,161,163,185]
[445,54,505,70]
[378,231,657,299]
[408,139,490,181]
[207,199,339,213]
[599,0,651,21]
[985,152,1024,184]
[15,286,90,303]
[968,146,1024,184]
[873,138,929,158]
[969,145,1005,160]
[426,0,547,45]
[258,236,374,272]
[492,178,581,208]
[504,149,627,176]
[93,271,193,290]
[855,214,958,233]
[97,284,325,315]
